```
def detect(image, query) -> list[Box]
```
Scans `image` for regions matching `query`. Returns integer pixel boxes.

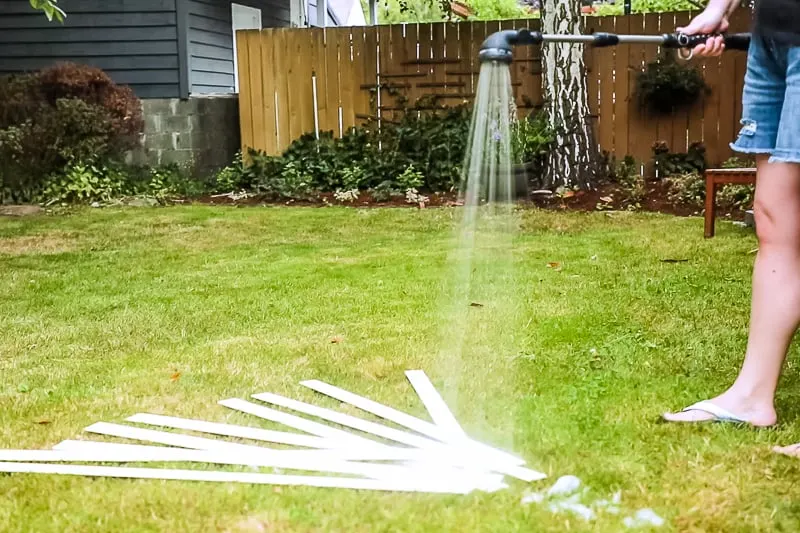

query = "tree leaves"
[29,0,66,23]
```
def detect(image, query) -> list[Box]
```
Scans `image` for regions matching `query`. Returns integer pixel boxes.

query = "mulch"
[187,179,748,221]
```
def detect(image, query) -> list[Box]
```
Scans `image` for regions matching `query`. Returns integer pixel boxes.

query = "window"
[232,3,262,93]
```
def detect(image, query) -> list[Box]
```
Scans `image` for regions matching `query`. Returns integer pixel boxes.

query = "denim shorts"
[730,33,800,163]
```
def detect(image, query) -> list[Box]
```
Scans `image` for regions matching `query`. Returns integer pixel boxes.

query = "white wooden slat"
[0,462,480,494]
[404,370,467,438]
[83,422,270,453]
[51,440,508,490]
[218,398,389,450]
[251,391,446,451]
[11,442,458,482]
[125,413,334,449]
[300,379,527,467]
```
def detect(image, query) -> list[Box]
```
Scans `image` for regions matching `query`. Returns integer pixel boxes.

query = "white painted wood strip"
[250,391,446,451]
[83,422,271,453]
[300,379,527,467]
[54,440,180,453]
[56,439,420,464]
[218,398,539,481]
[497,464,548,482]
[50,441,508,490]
[404,370,467,438]
[218,398,388,450]
[301,379,446,438]
[125,413,337,449]
[1,444,459,482]
[0,462,477,494]
[55,439,469,472]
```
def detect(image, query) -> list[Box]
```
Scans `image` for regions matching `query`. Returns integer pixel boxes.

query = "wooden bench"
[704,167,757,238]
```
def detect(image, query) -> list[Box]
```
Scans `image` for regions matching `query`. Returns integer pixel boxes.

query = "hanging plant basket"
[636,51,710,115]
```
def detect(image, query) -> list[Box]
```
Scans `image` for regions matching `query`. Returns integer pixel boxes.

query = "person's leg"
[663,37,800,426]
[663,157,800,426]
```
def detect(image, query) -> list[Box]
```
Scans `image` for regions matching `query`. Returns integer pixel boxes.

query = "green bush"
[370,180,403,202]
[663,156,755,213]
[718,183,755,211]
[216,103,550,201]
[718,156,755,211]
[0,62,144,203]
[611,155,646,209]
[664,171,705,207]
[38,160,199,206]
[652,140,706,178]
[721,155,756,169]
[248,101,472,196]
[252,157,314,201]
[465,0,529,20]
[592,0,697,15]
[511,111,556,168]
[41,161,128,205]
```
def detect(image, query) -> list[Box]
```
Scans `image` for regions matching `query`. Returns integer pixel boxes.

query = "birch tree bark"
[540,0,600,190]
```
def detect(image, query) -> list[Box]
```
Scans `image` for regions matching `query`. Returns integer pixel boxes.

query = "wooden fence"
[236,10,751,171]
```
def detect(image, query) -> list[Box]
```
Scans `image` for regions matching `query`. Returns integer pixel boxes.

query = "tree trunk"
[540,0,600,190]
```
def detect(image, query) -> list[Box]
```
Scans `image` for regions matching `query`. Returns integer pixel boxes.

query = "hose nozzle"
[478,29,542,64]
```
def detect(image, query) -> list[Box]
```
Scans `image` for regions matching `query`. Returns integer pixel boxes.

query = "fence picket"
[237,30,254,156]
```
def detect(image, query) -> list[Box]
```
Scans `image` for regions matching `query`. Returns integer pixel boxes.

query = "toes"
[662,409,715,422]
[773,444,800,457]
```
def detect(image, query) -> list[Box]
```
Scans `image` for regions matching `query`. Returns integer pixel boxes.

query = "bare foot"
[662,391,777,427]
[773,443,800,457]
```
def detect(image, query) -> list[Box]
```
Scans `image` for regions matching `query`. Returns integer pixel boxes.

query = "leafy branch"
[29,0,66,23]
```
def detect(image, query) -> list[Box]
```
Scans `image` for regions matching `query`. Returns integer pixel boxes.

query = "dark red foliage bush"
[0,62,144,202]
[36,62,144,150]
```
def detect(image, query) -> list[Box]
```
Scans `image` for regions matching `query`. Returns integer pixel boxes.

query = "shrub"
[592,0,698,15]
[38,160,199,206]
[261,101,471,195]
[511,111,556,171]
[722,155,756,169]
[718,183,755,211]
[396,164,424,190]
[466,0,529,20]
[388,103,471,192]
[664,171,705,207]
[607,155,645,209]
[0,62,144,203]
[718,156,755,211]
[216,102,547,200]
[41,160,128,206]
[36,62,143,152]
[255,160,314,201]
[370,180,403,202]
[652,141,706,178]
[213,150,256,193]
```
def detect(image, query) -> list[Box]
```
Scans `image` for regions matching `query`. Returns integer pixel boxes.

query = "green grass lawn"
[1,205,799,532]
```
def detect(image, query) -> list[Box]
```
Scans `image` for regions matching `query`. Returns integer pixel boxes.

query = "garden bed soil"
[188,179,748,221]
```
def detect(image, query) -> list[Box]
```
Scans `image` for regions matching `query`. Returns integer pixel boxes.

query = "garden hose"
[478,29,751,63]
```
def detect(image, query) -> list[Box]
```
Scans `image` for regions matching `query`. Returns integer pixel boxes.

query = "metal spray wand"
[478,29,751,63]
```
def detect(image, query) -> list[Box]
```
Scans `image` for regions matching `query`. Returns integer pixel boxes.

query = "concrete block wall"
[129,95,240,178]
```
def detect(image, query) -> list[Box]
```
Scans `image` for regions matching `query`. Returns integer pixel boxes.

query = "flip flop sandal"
[659,400,752,426]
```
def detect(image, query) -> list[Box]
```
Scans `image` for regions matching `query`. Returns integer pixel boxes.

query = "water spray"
[479,29,751,63]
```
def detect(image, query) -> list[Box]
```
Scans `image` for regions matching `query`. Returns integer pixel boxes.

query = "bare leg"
[663,155,800,427]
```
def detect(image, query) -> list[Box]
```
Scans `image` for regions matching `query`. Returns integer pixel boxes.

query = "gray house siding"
[0,0,182,99]
[188,0,291,94]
